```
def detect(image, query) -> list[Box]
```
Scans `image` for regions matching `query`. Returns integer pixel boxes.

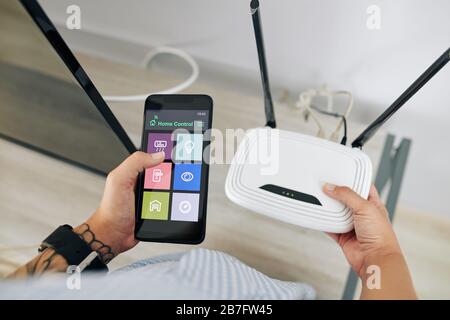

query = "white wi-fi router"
[225,0,450,233]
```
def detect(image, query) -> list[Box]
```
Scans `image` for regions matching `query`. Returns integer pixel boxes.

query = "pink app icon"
[144,163,172,190]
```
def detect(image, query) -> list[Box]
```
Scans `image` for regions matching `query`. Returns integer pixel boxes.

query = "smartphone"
[135,95,213,244]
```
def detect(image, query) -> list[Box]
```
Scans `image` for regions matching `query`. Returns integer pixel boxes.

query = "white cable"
[296,89,326,138]
[329,90,353,141]
[102,46,200,102]
[294,85,354,141]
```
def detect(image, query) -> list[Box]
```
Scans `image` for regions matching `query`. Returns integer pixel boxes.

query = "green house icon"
[149,115,158,126]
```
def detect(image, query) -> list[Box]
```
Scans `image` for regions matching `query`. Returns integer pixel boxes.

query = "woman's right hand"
[323,184,401,277]
[323,184,416,299]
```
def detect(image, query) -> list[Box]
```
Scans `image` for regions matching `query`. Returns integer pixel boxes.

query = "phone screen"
[135,95,213,243]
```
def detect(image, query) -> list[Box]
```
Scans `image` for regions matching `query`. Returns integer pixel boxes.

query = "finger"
[323,183,370,214]
[368,185,390,218]
[114,151,164,180]
[326,232,339,242]
[368,185,382,206]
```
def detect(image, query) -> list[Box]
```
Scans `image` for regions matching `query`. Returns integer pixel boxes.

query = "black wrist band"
[40,225,108,272]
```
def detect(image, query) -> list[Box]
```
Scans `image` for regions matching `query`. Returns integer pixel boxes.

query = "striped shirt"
[0,249,315,300]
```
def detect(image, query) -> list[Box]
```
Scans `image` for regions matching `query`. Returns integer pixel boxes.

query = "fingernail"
[152,151,165,159]
[324,183,336,192]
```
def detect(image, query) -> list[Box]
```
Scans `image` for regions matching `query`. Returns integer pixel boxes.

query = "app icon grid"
[143,133,204,222]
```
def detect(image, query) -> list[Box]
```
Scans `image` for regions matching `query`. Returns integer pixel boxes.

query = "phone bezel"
[134,94,213,244]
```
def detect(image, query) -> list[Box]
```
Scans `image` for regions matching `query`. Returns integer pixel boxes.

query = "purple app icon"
[171,193,200,222]
[147,133,173,160]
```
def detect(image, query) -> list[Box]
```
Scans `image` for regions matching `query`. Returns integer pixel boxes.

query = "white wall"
[40,0,450,215]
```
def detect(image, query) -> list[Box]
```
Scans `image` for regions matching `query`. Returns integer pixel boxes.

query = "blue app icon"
[173,164,202,191]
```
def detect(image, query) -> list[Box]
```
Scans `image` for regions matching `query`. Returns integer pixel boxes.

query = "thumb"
[323,183,370,214]
[113,151,164,182]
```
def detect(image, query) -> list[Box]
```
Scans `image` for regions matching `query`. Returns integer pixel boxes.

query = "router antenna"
[250,0,276,128]
[352,47,450,149]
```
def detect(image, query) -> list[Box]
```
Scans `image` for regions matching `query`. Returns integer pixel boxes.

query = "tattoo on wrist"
[8,248,66,278]
[76,223,115,264]
[7,223,114,279]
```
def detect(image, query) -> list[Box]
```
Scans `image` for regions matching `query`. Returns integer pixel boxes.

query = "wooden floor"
[1,53,449,299]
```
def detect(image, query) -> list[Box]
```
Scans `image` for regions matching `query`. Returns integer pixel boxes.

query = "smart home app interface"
[139,109,210,229]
